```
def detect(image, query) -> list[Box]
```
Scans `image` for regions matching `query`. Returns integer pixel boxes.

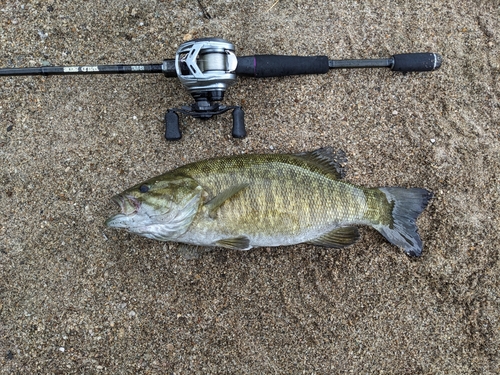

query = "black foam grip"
[391,53,442,72]
[236,55,329,77]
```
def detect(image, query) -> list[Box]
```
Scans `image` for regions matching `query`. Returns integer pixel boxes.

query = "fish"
[105,148,432,257]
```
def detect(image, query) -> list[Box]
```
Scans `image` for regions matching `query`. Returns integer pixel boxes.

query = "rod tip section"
[392,53,442,72]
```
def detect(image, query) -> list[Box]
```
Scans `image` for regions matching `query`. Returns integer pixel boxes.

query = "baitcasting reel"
[168,38,244,140]
[0,37,442,140]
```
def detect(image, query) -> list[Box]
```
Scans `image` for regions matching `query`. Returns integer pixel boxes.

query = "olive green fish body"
[173,155,368,247]
[106,148,432,256]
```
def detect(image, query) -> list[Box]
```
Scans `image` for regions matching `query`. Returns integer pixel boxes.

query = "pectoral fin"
[308,226,360,248]
[216,236,251,250]
[205,183,249,218]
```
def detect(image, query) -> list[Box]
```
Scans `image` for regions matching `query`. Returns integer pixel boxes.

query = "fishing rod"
[0,37,442,140]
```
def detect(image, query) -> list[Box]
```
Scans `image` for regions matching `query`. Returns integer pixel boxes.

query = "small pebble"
[38,30,48,40]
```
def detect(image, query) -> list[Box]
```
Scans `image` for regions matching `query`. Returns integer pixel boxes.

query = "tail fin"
[374,187,433,257]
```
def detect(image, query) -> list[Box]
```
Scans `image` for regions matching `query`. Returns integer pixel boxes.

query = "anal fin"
[308,226,360,248]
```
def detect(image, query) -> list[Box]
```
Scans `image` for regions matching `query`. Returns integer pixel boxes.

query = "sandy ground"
[0,0,499,373]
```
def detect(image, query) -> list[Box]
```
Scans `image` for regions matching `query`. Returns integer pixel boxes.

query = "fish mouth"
[105,194,141,228]
[112,194,141,214]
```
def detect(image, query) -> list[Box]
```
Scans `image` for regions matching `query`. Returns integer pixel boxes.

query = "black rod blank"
[328,53,442,72]
[0,63,165,77]
[328,58,392,69]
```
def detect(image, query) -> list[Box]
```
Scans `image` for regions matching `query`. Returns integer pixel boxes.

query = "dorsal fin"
[293,148,347,179]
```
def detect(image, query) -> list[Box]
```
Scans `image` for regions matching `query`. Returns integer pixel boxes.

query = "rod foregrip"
[235,55,330,77]
[391,53,442,72]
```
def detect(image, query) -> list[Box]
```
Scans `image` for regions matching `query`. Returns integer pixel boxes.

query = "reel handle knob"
[231,107,246,138]
[165,110,182,141]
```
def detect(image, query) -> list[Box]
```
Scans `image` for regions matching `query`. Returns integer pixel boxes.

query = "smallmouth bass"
[105,148,432,256]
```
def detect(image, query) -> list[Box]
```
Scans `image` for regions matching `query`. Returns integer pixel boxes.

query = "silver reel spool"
[175,38,238,101]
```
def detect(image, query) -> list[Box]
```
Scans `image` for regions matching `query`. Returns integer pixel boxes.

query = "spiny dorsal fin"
[308,226,360,248]
[294,147,347,179]
[216,236,251,250]
[204,183,249,218]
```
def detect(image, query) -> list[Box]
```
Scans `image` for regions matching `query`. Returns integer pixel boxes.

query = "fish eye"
[139,184,150,193]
